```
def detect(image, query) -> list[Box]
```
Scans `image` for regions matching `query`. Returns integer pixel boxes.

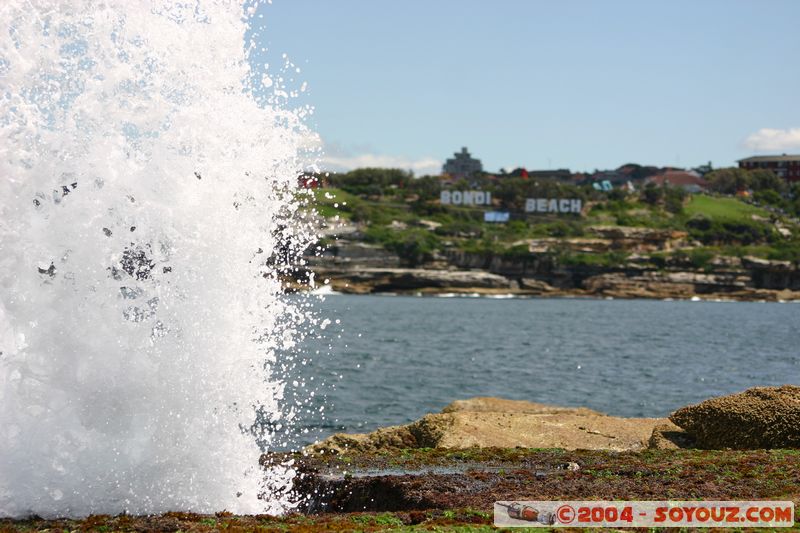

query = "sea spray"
[0,0,319,517]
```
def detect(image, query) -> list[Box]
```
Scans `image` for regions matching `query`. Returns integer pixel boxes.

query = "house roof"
[646,171,708,188]
[738,154,800,163]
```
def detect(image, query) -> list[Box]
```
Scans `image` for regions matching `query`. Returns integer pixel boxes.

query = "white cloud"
[743,128,800,152]
[320,153,442,176]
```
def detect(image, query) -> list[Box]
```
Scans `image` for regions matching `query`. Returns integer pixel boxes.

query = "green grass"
[307,187,361,219]
[558,250,629,267]
[350,513,406,527]
[308,188,800,263]
[684,195,769,222]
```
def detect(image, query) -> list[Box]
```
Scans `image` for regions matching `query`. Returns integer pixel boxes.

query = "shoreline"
[293,213,800,303]
[315,287,800,303]
[293,274,800,303]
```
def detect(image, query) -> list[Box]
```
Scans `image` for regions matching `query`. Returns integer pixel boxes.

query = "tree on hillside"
[640,182,686,213]
[641,182,663,205]
[607,188,628,202]
[789,182,800,217]
[749,169,787,194]
[664,186,687,214]
[705,167,785,195]
[705,168,752,194]
[328,168,411,195]
[618,163,661,181]
[406,175,441,201]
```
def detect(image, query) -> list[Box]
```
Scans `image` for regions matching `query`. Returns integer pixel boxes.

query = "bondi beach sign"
[525,198,582,214]
[440,190,492,206]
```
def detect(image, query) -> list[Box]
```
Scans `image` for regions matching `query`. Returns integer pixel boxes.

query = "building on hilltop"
[692,161,714,176]
[588,165,677,188]
[645,170,708,193]
[442,147,483,179]
[738,154,800,182]
[507,167,572,181]
[589,169,627,186]
[528,169,572,181]
[616,163,663,182]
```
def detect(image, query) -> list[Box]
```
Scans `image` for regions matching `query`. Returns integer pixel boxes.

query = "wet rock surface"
[286,448,800,515]
[3,450,798,531]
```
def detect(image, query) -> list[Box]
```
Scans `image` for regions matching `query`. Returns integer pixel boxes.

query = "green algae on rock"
[670,385,800,449]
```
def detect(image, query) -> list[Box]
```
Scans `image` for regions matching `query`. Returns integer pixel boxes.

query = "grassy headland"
[304,167,800,272]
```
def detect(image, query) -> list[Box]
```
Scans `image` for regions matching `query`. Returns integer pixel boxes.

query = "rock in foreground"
[289,448,800,515]
[308,397,676,454]
[669,385,800,449]
[5,449,800,530]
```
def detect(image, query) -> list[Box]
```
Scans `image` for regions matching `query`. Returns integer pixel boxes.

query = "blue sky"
[254,0,800,175]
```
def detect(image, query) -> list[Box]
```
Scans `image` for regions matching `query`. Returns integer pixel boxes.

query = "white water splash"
[0,0,318,517]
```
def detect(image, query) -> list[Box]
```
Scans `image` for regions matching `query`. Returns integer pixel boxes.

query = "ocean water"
[293,294,800,446]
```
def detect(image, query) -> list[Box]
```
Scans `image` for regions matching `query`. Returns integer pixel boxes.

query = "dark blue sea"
[282,294,800,447]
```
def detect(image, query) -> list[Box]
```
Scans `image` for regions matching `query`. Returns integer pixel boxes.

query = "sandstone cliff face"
[320,268,513,295]
[318,242,401,268]
[742,256,800,290]
[298,215,800,300]
[302,239,800,300]
[443,251,800,293]
[581,271,751,299]
[586,226,689,251]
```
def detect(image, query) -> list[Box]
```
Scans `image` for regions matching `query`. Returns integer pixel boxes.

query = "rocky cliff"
[299,244,800,302]
[287,221,800,300]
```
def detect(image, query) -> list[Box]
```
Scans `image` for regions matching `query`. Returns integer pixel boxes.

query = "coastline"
[290,187,800,306]
[285,223,800,302]
[289,265,800,303]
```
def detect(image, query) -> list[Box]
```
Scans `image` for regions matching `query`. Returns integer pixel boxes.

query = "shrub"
[686,215,773,245]
[673,248,716,270]
[664,187,687,214]
[434,220,483,237]
[364,226,440,267]
[767,242,800,262]
[541,220,584,237]
[641,183,663,206]
[328,168,411,195]
[557,250,628,267]
[501,243,532,258]
[753,189,787,210]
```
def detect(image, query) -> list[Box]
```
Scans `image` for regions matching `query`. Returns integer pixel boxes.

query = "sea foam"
[0,0,317,517]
